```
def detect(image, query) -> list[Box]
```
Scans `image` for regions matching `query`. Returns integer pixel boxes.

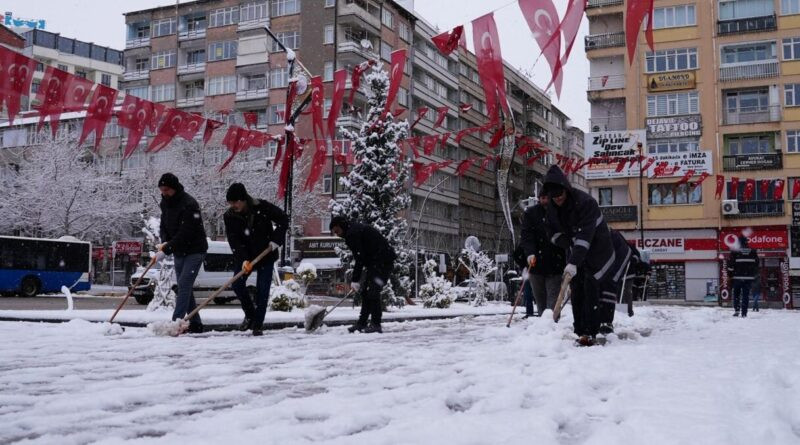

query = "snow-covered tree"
[419,259,455,309]
[330,64,412,306]
[460,245,496,307]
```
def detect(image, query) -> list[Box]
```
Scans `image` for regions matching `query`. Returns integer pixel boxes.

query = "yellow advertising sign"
[647,71,695,92]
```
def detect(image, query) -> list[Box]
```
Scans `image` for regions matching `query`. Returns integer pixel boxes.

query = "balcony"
[722,152,782,171]
[238,17,269,31]
[336,116,364,130]
[125,37,150,49]
[724,200,785,218]
[723,105,781,125]
[338,1,381,30]
[588,74,625,91]
[590,115,627,132]
[178,28,206,41]
[235,88,268,101]
[337,41,379,63]
[719,61,778,82]
[123,69,149,81]
[717,14,776,36]
[587,0,623,7]
[600,205,637,223]
[585,32,625,50]
[176,96,204,108]
[177,62,205,75]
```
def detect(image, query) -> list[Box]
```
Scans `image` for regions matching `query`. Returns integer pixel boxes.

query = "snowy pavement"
[1,306,799,445]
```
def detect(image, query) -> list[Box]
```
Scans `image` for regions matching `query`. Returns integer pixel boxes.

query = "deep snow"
[1,306,799,445]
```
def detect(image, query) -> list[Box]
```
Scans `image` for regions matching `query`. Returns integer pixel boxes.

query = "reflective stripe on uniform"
[574,239,591,249]
[612,248,633,283]
[551,233,563,244]
[596,214,604,227]
[594,250,616,281]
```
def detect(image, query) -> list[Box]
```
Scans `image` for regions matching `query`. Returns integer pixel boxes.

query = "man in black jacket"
[330,216,396,333]
[520,193,566,317]
[728,235,759,317]
[224,183,288,336]
[541,166,630,345]
[157,173,208,334]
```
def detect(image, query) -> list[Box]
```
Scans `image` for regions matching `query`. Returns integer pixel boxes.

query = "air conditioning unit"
[722,199,739,215]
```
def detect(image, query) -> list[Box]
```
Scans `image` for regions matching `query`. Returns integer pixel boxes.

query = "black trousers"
[358,267,390,326]
[570,269,603,337]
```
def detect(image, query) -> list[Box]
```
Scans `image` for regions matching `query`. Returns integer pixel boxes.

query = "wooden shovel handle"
[109,256,158,324]
[552,273,573,323]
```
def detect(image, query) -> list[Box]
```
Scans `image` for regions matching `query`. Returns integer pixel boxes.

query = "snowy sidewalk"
[2,307,800,444]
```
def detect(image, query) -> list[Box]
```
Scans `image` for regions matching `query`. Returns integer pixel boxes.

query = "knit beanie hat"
[158,173,181,191]
[226,183,249,202]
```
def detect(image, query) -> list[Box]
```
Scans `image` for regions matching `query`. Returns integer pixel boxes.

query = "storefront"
[295,237,346,296]
[718,226,792,309]
[622,229,719,301]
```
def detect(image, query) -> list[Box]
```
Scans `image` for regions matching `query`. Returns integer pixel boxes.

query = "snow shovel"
[505,268,528,328]
[304,290,356,332]
[149,244,276,337]
[552,272,573,323]
[106,256,158,334]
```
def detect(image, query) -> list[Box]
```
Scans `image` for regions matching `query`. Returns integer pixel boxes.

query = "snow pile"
[419,259,455,309]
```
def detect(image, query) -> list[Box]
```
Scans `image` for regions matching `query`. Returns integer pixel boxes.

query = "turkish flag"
[773,179,785,200]
[243,111,258,128]
[792,179,800,200]
[273,136,284,171]
[412,161,435,187]
[148,108,191,152]
[640,157,655,173]
[626,0,655,65]
[306,76,328,191]
[556,0,586,66]
[177,112,205,142]
[459,102,472,113]
[433,106,448,129]
[36,67,87,136]
[147,102,167,133]
[431,25,464,56]
[518,0,563,97]
[479,155,494,175]
[743,178,756,201]
[422,134,438,155]
[117,95,156,158]
[327,69,347,140]
[406,136,420,158]
[382,49,407,117]
[676,169,695,186]
[439,132,451,150]
[203,119,224,146]
[692,172,711,188]
[0,46,37,124]
[730,177,740,199]
[219,126,247,171]
[472,13,510,126]
[760,179,770,199]
[715,175,725,199]
[411,107,428,129]
[78,84,118,150]
[488,126,505,148]
[277,135,296,199]
[456,159,473,176]
[455,126,482,144]
[526,150,545,166]
[349,60,375,106]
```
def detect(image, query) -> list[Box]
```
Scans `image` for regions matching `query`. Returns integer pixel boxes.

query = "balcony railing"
[600,205,638,223]
[722,152,782,171]
[587,0,623,8]
[590,115,627,131]
[722,105,781,125]
[176,96,204,107]
[717,14,776,35]
[177,62,205,75]
[337,41,379,61]
[588,74,625,91]
[719,60,778,82]
[125,37,150,49]
[585,32,625,50]
[725,200,785,218]
[336,116,364,129]
[123,69,149,81]
[178,28,206,41]
[235,88,268,101]
[238,16,269,31]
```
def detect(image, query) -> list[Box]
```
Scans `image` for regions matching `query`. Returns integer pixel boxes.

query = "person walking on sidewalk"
[224,183,288,336]
[728,235,759,317]
[512,244,535,318]
[330,216,396,334]
[520,193,566,316]
[157,173,208,334]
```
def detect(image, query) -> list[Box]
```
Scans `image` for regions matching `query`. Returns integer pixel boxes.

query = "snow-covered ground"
[1,306,799,445]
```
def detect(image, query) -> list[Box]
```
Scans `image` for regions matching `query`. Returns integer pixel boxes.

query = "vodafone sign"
[720,226,788,251]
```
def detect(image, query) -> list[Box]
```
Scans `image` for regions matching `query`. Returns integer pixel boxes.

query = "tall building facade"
[585,0,800,306]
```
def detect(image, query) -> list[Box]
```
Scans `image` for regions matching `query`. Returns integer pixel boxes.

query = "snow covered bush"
[460,245,496,307]
[269,279,305,312]
[295,262,317,299]
[419,260,454,309]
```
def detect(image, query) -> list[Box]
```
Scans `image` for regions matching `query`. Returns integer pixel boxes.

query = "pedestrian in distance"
[223,183,288,336]
[512,244,535,318]
[728,235,759,317]
[330,216,396,334]
[520,192,566,317]
[156,173,208,334]
[751,276,761,312]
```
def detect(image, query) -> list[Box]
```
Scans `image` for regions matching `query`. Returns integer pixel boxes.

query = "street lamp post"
[414,175,451,299]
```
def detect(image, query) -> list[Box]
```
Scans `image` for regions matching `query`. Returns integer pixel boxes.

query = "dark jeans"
[523,279,534,316]
[733,279,751,316]
[570,269,602,337]
[358,268,389,326]
[172,253,205,327]
[532,274,561,316]
[752,292,760,311]
[231,259,275,329]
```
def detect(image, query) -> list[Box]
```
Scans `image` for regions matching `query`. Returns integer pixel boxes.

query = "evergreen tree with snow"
[330,64,412,306]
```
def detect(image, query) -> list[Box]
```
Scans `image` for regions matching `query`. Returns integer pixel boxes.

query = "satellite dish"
[295,73,309,95]
[360,39,373,50]
[464,236,481,251]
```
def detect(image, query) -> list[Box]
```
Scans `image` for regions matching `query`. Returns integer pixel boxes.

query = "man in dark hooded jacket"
[330,216,396,333]
[520,193,566,316]
[157,173,208,333]
[541,166,630,345]
[728,235,759,317]
[224,183,288,336]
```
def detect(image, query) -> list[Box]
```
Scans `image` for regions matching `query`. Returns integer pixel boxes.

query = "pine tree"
[330,65,412,306]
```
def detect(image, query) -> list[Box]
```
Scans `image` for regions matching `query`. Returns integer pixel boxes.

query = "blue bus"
[0,235,91,297]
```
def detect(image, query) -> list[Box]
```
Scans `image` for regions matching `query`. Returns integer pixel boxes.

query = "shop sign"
[792,201,800,227]
[645,150,713,178]
[645,115,702,138]
[720,226,788,251]
[729,153,782,170]
[781,259,792,309]
[584,130,646,179]
[296,238,346,258]
[601,205,638,222]
[647,71,695,92]
[792,203,800,263]
[113,241,142,255]
[719,256,730,302]
[634,237,685,254]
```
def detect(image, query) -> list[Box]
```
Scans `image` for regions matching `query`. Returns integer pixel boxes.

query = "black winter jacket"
[728,245,759,281]
[159,189,208,256]
[343,222,396,282]
[520,203,566,276]
[224,198,288,265]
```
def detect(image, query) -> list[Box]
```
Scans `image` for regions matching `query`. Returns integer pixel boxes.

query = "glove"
[350,282,361,292]
[521,269,529,281]
[154,251,166,262]
[242,260,253,274]
[527,255,536,268]
[564,263,577,278]
[269,241,280,251]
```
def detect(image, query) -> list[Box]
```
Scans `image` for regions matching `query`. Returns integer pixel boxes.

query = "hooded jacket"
[224,196,288,265]
[520,202,566,276]
[342,222,396,282]
[159,185,208,256]
[728,238,759,281]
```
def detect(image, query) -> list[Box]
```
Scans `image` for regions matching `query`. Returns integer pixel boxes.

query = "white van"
[130,240,257,305]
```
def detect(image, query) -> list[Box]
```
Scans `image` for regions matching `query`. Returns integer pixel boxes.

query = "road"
[0,294,345,311]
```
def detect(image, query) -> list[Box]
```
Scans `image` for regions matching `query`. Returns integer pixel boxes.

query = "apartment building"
[585,0,800,306]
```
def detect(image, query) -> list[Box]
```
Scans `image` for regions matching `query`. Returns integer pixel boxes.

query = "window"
[653,4,696,29]
[323,62,334,81]
[58,64,69,72]
[726,179,778,201]
[649,183,702,205]
[721,41,777,64]
[324,25,334,44]
[208,41,237,61]
[787,84,800,106]
[784,0,800,15]
[599,188,613,206]
[182,13,207,33]
[151,18,176,37]
[270,67,289,88]
[240,2,268,21]
[35,62,44,72]
[788,130,800,152]
[268,103,286,124]
[399,22,411,42]
[649,138,700,154]
[151,84,175,102]
[790,177,800,200]
[726,133,774,154]
[207,76,237,95]
[125,86,149,100]
[183,80,204,98]
[243,74,267,90]
[272,0,301,17]
[321,215,332,233]
[31,80,40,93]
[186,49,206,65]
[398,87,408,107]
[382,9,394,28]
[100,73,112,86]
[727,88,769,113]
[719,0,774,20]
[325,0,335,7]
[272,31,301,51]
[323,174,332,193]
[381,42,392,61]
[783,37,800,60]
[647,91,700,117]
[645,47,698,72]
[266,140,278,158]
[209,7,239,27]
[151,50,176,69]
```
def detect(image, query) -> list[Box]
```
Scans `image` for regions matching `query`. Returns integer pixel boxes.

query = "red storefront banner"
[719,226,788,251]
[113,241,142,255]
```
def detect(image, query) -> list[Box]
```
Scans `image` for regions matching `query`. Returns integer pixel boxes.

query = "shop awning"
[299,257,342,270]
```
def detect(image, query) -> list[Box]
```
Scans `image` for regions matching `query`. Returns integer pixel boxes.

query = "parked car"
[130,241,257,305]
[452,279,509,302]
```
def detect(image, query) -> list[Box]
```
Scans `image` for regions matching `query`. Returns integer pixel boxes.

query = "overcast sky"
[8,0,589,130]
